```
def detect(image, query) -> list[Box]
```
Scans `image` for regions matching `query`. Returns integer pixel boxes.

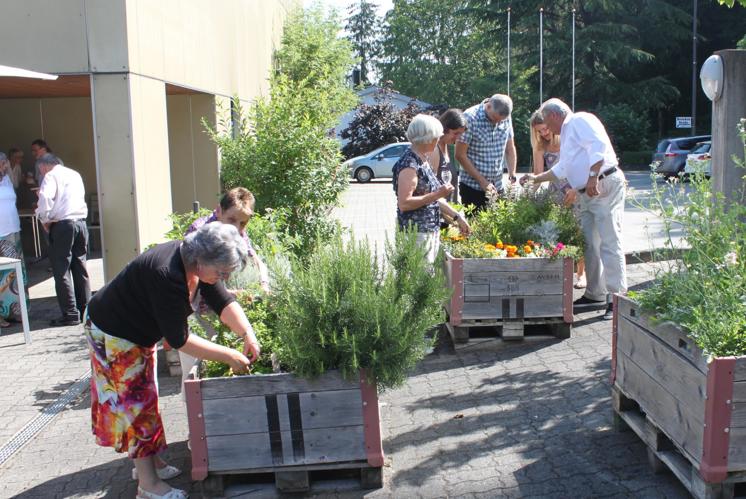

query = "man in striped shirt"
[455,94,518,210]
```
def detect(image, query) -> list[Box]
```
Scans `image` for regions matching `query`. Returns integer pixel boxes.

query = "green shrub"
[595,103,651,152]
[620,150,653,168]
[208,5,357,254]
[271,230,449,391]
[630,119,746,357]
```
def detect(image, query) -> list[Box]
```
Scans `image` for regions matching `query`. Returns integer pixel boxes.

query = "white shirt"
[35,164,88,224]
[0,176,20,237]
[549,112,618,190]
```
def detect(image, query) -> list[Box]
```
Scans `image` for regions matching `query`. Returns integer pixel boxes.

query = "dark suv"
[651,135,711,176]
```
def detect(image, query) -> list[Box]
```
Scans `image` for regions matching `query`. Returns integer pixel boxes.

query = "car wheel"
[355,167,373,183]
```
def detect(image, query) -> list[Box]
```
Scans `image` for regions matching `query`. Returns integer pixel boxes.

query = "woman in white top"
[0,152,28,327]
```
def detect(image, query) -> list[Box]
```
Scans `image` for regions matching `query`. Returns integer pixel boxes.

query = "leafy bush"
[620,151,653,168]
[209,5,357,253]
[340,83,423,159]
[595,103,651,153]
[271,230,449,391]
[630,119,746,357]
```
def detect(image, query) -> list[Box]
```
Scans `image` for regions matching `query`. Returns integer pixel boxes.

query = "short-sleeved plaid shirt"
[457,103,514,192]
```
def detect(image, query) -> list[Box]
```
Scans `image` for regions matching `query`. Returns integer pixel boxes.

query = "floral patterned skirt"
[85,317,167,459]
[0,232,28,322]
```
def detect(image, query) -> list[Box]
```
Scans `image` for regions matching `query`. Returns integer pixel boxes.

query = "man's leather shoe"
[50,317,81,327]
[602,303,614,321]
[573,295,607,312]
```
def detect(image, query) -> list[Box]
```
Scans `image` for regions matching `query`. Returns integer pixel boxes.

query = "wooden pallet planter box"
[444,253,574,342]
[184,366,384,495]
[612,294,746,499]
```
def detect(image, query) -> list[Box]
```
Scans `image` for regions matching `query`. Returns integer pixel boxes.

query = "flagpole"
[572,8,576,111]
[507,7,511,94]
[539,8,543,105]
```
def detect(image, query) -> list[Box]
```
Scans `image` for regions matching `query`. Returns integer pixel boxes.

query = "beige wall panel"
[167,95,194,213]
[128,75,173,252]
[125,0,295,100]
[167,95,221,214]
[0,100,43,174]
[0,0,89,73]
[40,98,97,194]
[91,74,138,280]
[83,0,129,72]
[191,94,221,209]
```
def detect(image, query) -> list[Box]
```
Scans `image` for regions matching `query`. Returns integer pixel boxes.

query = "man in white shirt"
[35,153,90,326]
[522,98,626,321]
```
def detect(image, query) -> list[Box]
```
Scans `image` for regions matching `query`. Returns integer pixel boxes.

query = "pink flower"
[552,242,565,256]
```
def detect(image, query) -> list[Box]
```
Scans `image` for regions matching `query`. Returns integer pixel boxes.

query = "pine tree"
[346,0,381,84]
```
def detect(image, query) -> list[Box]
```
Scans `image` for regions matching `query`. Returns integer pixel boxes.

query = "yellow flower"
[524,245,532,253]
[484,243,495,251]
[496,242,504,249]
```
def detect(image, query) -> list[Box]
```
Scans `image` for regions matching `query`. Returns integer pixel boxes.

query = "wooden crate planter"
[612,294,746,499]
[444,253,574,342]
[185,367,385,495]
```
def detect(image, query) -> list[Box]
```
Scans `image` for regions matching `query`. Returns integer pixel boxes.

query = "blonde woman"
[529,111,586,288]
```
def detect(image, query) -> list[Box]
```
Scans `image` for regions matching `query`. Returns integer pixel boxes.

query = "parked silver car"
[684,141,711,177]
[344,142,411,183]
[651,135,711,177]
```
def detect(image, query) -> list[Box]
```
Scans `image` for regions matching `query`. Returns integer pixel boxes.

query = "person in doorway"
[0,153,28,328]
[6,147,23,191]
[85,222,260,499]
[522,98,626,321]
[529,110,586,289]
[34,153,90,326]
[455,94,517,210]
[31,139,54,185]
[394,114,471,264]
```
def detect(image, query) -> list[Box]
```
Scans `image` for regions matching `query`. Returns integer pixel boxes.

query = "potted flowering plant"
[611,120,746,498]
[441,187,583,343]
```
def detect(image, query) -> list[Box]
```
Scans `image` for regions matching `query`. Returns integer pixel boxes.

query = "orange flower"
[496,242,504,249]
[526,240,534,245]
[450,235,465,241]
[524,245,532,254]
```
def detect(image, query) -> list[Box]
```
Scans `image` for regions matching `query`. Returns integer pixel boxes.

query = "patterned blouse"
[544,151,572,204]
[392,148,441,233]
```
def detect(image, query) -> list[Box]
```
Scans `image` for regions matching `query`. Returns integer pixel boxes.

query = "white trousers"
[578,170,627,302]
[415,231,440,265]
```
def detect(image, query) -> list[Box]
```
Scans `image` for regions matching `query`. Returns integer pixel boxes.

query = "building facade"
[0,0,296,279]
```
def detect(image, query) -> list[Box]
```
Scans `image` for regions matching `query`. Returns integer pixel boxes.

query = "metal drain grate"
[0,370,91,467]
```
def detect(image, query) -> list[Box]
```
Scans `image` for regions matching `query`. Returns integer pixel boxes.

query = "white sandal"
[574,275,587,289]
[132,464,182,480]
[136,486,188,499]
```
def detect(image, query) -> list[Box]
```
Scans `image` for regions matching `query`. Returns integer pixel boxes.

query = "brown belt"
[578,167,618,194]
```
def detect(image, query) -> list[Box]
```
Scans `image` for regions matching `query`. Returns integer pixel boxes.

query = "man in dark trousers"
[35,153,90,326]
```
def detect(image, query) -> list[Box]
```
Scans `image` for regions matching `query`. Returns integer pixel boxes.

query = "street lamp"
[700,54,724,102]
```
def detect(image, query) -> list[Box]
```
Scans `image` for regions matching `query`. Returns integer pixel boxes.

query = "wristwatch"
[508,175,517,181]
[588,171,599,178]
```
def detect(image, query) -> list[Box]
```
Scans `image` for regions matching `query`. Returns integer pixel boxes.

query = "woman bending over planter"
[85,223,261,499]
[393,113,471,263]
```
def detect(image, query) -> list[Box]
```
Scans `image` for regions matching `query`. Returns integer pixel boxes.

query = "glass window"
[382,145,407,158]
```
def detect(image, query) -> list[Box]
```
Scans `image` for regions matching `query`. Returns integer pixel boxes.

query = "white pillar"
[91,73,173,280]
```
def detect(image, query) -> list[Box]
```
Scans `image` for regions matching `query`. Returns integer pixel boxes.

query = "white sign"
[676,116,692,129]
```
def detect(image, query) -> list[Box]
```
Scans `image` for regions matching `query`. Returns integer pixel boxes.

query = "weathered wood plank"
[617,295,709,374]
[199,371,358,400]
[616,315,707,420]
[300,390,364,429]
[203,396,269,436]
[734,360,746,383]
[616,353,703,465]
[461,294,563,320]
[727,427,746,470]
[463,271,564,297]
[207,426,366,471]
[461,257,564,274]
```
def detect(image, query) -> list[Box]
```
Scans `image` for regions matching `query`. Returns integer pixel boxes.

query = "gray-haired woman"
[85,223,260,499]
[393,114,471,263]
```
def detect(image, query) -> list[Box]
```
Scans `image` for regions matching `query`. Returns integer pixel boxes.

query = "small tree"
[210,6,357,251]
[340,84,423,159]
